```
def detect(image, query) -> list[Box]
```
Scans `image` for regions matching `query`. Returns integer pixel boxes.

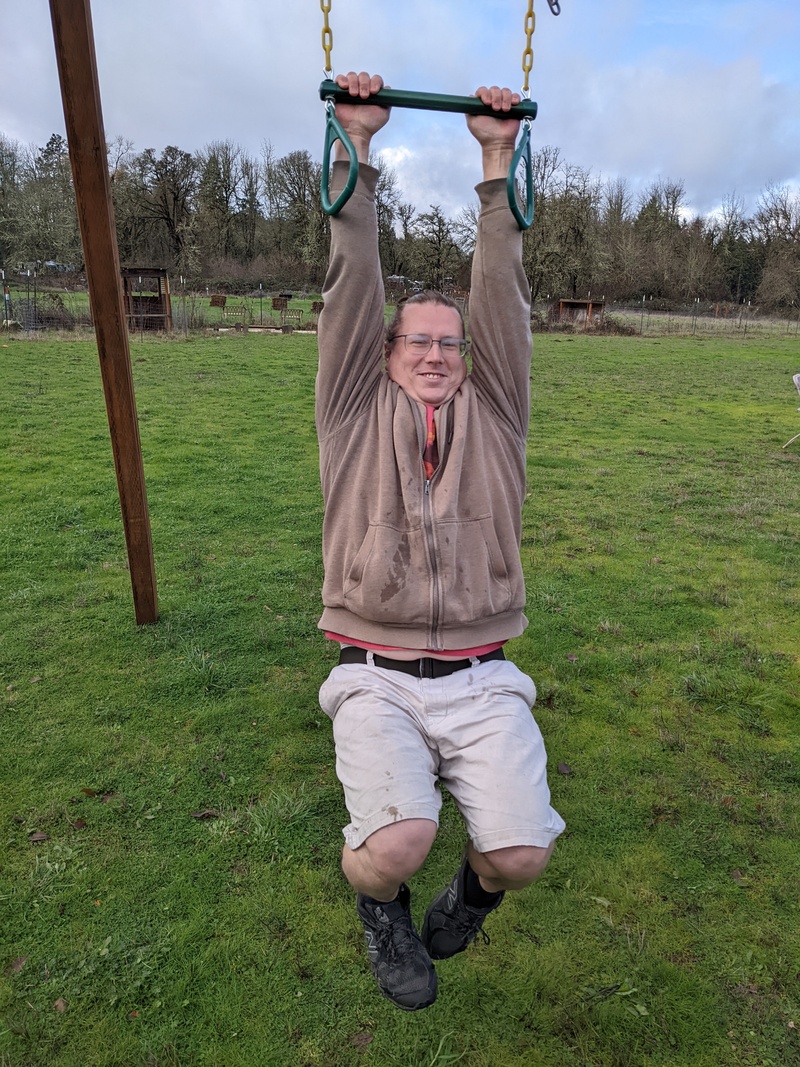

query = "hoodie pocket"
[435,515,514,623]
[343,524,431,625]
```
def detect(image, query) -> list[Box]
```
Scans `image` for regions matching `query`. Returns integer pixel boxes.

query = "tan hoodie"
[315,162,532,651]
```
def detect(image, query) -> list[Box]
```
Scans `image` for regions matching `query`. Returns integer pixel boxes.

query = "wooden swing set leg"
[49,0,158,624]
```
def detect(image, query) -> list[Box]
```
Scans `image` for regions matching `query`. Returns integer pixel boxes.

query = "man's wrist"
[335,134,372,164]
[481,145,515,182]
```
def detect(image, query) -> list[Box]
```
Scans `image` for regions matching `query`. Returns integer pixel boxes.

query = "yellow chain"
[522,0,535,95]
[321,0,333,76]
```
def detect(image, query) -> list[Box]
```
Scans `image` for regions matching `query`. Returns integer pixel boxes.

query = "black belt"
[338,645,505,679]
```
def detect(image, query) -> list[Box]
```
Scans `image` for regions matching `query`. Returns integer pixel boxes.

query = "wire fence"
[609,303,800,339]
[0,281,324,335]
[3,278,800,340]
[531,300,800,339]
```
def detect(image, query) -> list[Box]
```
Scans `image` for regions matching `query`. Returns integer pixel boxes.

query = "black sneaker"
[421,857,504,960]
[356,884,437,1011]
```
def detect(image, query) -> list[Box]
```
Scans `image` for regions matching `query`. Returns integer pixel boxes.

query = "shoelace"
[449,909,492,946]
[375,912,419,963]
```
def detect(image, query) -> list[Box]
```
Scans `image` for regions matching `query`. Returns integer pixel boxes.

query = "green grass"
[1,330,799,1067]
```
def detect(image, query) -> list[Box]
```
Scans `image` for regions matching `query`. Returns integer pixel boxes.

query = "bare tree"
[408,206,464,291]
[633,177,687,297]
[712,192,760,303]
[752,183,799,244]
[195,140,242,260]
[452,202,479,255]
[136,146,198,266]
[373,154,403,274]
[106,136,151,266]
[261,147,330,285]
[396,202,416,242]
[602,176,634,229]
[678,215,725,300]
[522,146,563,302]
[236,153,263,262]
[14,134,81,267]
[753,184,800,308]
[523,150,603,303]
[0,134,23,264]
[599,176,642,300]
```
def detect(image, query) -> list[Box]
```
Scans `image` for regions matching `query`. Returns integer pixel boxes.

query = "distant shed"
[551,298,605,325]
[121,268,173,332]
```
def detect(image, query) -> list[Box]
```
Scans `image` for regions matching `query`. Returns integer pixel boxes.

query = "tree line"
[1,130,799,309]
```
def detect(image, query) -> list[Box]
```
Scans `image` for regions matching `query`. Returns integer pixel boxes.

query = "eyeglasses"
[391,334,469,357]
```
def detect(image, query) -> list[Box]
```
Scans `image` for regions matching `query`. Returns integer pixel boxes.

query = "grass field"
[1,329,799,1067]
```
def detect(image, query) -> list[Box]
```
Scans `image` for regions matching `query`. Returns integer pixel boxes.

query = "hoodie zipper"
[423,473,442,650]
[419,405,445,651]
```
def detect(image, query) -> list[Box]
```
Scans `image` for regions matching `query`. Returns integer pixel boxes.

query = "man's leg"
[420,658,565,960]
[422,842,555,960]
[346,819,439,1011]
[319,663,445,1010]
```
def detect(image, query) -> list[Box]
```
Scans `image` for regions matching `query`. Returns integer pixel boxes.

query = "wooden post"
[49,0,158,624]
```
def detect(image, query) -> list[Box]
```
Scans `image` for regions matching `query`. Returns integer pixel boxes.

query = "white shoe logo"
[364,930,379,961]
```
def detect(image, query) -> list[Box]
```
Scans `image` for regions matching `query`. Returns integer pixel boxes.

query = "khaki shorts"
[318,656,565,853]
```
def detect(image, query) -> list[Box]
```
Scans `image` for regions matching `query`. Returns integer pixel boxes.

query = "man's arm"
[316,74,391,438]
[465,87,532,436]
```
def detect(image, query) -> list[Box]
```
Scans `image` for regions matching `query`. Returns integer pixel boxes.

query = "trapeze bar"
[319,80,538,120]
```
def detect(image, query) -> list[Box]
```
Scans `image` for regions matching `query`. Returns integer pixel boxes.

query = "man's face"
[385,303,467,407]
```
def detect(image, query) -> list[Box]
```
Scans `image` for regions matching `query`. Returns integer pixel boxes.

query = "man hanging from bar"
[316,71,565,1011]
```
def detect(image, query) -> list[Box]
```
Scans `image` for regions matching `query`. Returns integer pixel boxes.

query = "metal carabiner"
[547,0,561,13]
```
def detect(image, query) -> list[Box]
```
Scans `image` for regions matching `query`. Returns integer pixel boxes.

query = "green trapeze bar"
[319,81,537,229]
[319,80,538,120]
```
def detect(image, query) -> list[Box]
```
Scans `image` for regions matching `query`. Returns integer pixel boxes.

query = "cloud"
[534,42,800,215]
[1,0,798,221]
[380,129,483,217]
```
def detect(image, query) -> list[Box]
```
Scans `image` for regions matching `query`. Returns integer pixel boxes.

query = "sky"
[2,0,799,220]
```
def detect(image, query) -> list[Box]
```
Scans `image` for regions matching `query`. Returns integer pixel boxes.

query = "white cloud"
[1,0,798,220]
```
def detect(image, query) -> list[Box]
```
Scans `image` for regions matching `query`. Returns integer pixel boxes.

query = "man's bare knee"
[470,841,555,892]
[364,819,437,880]
[342,818,437,897]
